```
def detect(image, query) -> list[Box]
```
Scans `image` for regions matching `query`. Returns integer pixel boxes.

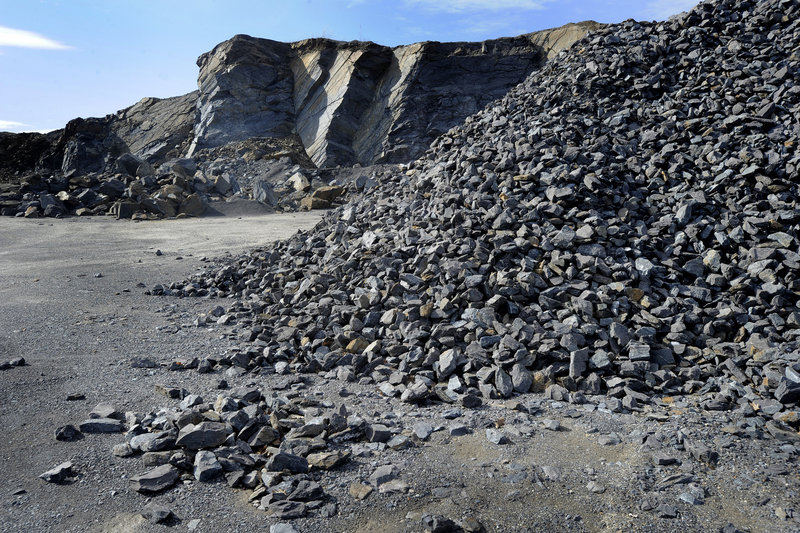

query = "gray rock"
[368,464,398,487]
[366,424,392,443]
[268,500,307,519]
[541,465,561,481]
[598,435,620,446]
[678,492,703,505]
[89,402,120,419]
[495,368,514,398]
[449,424,470,437]
[176,422,230,449]
[39,462,74,483]
[657,504,678,518]
[775,380,800,404]
[286,172,310,192]
[628,343,651,362]
[288,480,324,501]
[179,193,206,217]
[511,364,533,393]
[130,464,180,494]
[78,418,123,433]
[253,180,277,206]
[54,424,82,442]
[413,422,434,440]
[486,429,508,445]
[586,481,606,494]
[266,452,308,474]
[541,419,560,431]
[112,443,134,457]
[141,503,173,524]
[569,349,589,378]
[270,525,300,533]
[194,450,223,482]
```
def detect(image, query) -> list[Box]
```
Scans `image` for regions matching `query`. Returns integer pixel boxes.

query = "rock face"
[111,92,197,163]
[2,24,596,177]
[188,23,599,167]
[0,92,197,179]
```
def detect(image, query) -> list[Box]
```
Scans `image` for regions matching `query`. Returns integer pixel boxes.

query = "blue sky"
[0,0,697,133]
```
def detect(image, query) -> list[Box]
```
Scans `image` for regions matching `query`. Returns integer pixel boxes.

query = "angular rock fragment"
[265,452,308,474]
[176,422,230,449]
[194,450,223,482]
[54,424,82,442]
[130,464,180,494]
[39,462,74,484]
[78,418,123,433]
[141,503,173,524]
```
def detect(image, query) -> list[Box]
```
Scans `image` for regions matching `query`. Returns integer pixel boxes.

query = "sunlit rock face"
[188,23,597,167]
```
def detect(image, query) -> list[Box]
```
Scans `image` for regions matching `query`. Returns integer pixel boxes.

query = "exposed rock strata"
[189,23,599,167]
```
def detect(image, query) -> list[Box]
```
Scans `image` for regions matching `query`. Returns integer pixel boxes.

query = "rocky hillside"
[0,22,598,219]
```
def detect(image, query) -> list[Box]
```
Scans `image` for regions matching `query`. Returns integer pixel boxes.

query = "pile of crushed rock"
[36,0,800,529]
[156,0,799,435]
[0,136,359,219]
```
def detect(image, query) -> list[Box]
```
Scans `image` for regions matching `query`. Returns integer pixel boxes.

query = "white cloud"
[0,121,54,133]
[403,0,548,13]
[461,18,519,35]
[0,120,27,130]
[643,0,698,20]
[0,120,25,129]
[0,25,73,50]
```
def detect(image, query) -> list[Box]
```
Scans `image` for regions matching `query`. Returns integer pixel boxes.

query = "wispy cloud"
[0,25,73,50]
[0,120,54,133]
[642,0,698,20]
[0,120,28,132]
[459,17,519,35]
[403,0,549,13]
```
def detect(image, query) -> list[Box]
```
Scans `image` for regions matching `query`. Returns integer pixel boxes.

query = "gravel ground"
[1,211,798,533]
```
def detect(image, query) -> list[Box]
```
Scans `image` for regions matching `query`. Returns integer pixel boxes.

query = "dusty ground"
[1,211,798,533]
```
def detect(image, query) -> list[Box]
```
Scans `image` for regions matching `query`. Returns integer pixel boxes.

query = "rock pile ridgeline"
[159,0,800,437]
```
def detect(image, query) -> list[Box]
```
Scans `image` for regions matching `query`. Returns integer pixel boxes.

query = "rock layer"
[189,23,599,167]
[0,92,197,180]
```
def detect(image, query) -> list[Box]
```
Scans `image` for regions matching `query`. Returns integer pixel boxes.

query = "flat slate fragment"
[130,464,180,494]
[78,417,123,433]
[141,503,173,524]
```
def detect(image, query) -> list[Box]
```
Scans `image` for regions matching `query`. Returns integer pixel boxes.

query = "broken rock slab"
[39,462,74,484]
[141,503,173,524]
[130,464,180,494]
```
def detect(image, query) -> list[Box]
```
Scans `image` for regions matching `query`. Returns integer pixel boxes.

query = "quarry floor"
[0,209,796,533]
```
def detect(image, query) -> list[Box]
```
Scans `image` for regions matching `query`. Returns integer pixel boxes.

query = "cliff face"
[112,92,197,163]
[0,92,197,179]
[53,92,197,174]
[188,22,598,167]
[1,23,597,178]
